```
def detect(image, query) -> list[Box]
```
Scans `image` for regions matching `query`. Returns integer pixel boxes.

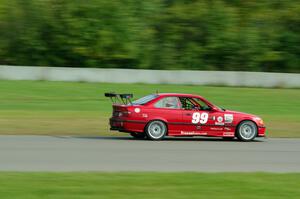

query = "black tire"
[236,121,257,142]
[130,132,146,139]
[145,120,167,140]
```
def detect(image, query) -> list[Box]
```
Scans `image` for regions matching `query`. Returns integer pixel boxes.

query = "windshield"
[132,94,158,105]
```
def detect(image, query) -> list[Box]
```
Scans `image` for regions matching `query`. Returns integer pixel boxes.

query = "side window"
[154,97,181,109]
[179,97,211,110]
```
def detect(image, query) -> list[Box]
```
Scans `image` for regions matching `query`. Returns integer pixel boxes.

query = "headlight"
[254,117,264,126]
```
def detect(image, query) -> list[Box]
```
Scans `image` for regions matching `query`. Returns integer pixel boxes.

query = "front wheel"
[236,121,257,142]
[145,120,167,140]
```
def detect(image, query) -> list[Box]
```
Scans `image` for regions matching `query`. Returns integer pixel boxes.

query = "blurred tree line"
[0,0,299,72]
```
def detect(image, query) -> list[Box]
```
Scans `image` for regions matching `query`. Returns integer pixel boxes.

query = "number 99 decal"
[192,112,208,124]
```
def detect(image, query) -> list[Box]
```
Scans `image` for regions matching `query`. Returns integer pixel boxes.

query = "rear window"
[132,94,158,105]
[154,97,181,109]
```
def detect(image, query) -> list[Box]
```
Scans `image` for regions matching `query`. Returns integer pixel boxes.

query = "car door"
[181,109,210,136]
[180,97,224,136]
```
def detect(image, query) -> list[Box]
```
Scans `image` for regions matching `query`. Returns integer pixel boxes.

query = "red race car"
[105,93,266,141]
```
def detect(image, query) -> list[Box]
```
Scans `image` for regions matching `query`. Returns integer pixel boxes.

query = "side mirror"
[210,106,218,112]
[201,106,213,111]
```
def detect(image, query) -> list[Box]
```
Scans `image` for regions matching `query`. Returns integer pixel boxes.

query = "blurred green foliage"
[0,0,299,72]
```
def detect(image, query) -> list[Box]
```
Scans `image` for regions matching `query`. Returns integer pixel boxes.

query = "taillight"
[112,105,132,117]
[113,111,131,117]
[113,111,119,117]
[121,111,131,117]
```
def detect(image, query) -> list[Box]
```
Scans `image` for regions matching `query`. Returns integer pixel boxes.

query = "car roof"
[157,93,203,98]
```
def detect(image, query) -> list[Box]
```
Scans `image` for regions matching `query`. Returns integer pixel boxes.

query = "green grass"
[0,80,299,137]
[0,172,299,199]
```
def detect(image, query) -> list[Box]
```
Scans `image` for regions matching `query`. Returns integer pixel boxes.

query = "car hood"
[223,109,257,118]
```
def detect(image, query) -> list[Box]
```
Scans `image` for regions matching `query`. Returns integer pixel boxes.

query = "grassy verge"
[0,172,299,199]
[0,80,299,137]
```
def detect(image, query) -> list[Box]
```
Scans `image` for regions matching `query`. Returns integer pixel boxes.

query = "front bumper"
[257,126,266,137]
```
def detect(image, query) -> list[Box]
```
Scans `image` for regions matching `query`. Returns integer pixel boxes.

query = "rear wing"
[104,92,133,104]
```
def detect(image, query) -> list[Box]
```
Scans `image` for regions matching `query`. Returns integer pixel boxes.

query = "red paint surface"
[109,93,266,138]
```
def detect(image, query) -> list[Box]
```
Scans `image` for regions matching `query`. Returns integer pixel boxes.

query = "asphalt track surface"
[0,135,300,172]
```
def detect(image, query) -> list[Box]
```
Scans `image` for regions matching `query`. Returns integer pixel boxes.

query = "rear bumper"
[109,118,146,133]
[110,126,124,131]
[110,118,124,131]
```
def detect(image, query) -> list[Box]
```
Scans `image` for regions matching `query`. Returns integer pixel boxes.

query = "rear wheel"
[236,121,257,142]
[145,120,167,140]
[130,132,146,139]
